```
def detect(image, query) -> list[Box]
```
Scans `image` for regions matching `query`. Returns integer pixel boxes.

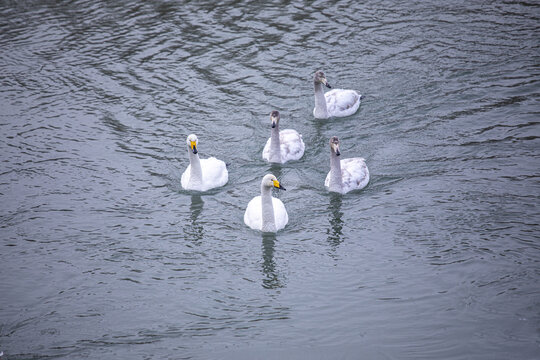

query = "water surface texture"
[1,1,539,359]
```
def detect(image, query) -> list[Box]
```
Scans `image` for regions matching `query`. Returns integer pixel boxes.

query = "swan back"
[332,158,370,193]
[324,89,361,118]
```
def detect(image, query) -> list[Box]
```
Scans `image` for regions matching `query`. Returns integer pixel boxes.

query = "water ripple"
[1,0,539,359]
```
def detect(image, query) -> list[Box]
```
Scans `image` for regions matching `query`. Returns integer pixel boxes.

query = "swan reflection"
[327,193,344,249]
[183,194,204,244]
[261,232,283,289]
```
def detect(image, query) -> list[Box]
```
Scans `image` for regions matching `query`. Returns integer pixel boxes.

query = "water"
[1,1,539,359]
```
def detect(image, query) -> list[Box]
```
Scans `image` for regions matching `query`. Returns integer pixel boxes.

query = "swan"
[325,136,369,194]
[262,110,305,163]
[181,134,228,191]
[313,70,362,119]
[244,174,288,232]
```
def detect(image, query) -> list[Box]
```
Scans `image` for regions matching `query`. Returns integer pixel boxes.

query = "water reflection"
[183,195,204,244]
[326,193,344,249]
[261,232,283,289]
[267,163,282,179]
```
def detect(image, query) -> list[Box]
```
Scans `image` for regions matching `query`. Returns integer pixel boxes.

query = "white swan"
[262,110,305,163]
[325,136,369,194]
[181,134,228,191]
[244,174,288,232]
[313,70,362,119]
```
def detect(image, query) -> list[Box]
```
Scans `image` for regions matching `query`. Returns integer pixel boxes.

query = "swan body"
[313,70,362,119]
[262,110,305,163]
[181,134,228,191]
[244,174,288,232]
[325,136,369,194]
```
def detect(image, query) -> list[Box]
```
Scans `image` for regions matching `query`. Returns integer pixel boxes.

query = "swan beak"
[190,141,198,154]
[331,141,341,156]
[271,115,278,128]
[323,78,332,88]
[273,179,286,190]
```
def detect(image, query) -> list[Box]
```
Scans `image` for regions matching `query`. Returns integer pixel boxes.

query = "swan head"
[270,110,280,128]
[186,134,198,154]
[262,174,286,191]
[330,136,341,156]
[314,70,332,88]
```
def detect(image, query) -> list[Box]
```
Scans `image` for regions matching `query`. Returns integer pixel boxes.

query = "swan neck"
[269,124,281,162]
[260,185,276,232]
[188,150,203,186]
[329,151,343,192]
[314,82,328,118]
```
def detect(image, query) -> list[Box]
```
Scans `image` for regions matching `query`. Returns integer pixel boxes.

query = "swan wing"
[325,89,361,117]
[244,196,262,230]
[199,157,228,191]
[324,170,331,188]
[341,157,369,193]
[272,197,289,230]
[181,165,191,190]
[262,137,272,161]
[279,129,305,162]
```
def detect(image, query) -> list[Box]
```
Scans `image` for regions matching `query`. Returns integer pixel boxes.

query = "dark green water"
[1,1,539,359]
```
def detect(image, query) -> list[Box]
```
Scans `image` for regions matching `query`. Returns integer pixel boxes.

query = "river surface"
[1,1,539,359]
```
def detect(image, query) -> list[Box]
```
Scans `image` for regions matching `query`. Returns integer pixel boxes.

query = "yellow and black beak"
[273,179,286,191]
[190,141,198,154]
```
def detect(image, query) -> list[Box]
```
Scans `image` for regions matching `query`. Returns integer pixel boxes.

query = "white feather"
[324,89,362,118]
[262,129,305,163]
[244,174,289,232]
[181,157,228,191]
[325,157,369,194]
[244,196,289,231]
